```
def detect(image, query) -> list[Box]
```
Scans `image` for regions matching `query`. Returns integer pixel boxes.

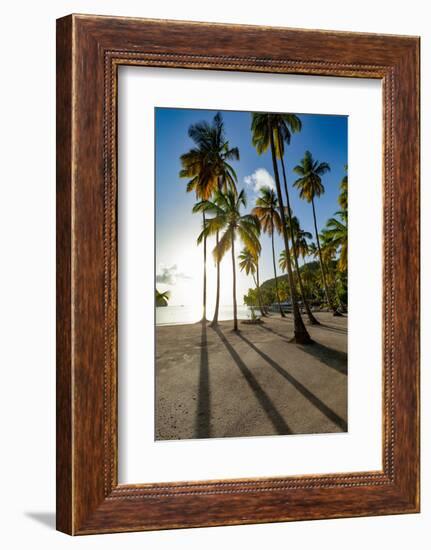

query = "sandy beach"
[155,312,347,440]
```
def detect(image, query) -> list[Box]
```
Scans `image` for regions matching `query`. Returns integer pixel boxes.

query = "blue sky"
[155,108,347,309]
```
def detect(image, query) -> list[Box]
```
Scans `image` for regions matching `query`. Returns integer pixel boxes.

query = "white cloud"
[244,168,275,194]
[156,264,191,286]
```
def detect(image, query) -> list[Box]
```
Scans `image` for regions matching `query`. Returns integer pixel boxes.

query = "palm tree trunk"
[311,198,338,315]
[269,124,311,344]
[231,228,238,331]
[202,211,207,322]
[211,230,221,326]
[278,139,319,325]
[271,230,286,317]
[212,176,223,326]
[255,263,267,316]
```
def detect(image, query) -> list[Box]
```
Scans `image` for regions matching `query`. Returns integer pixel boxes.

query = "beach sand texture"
[155,312,347,440]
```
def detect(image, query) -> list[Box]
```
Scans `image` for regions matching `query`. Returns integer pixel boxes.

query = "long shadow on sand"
[258,322,292,342]
[298,342,347,375]
[196,320,211,438]
[213,326,292,435]
[318,323,348,335]
[259,322,347,375]
[237,332,347,432]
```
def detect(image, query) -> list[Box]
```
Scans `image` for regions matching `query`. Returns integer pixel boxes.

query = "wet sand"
[155,313,347,440]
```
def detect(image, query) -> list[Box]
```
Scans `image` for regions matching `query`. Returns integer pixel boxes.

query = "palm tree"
[279,226,312,303]
[308,241,318,260]
[180,112,239,324]
[180,148,210,323]
[190,113,240,326]
[293,150,340,315]
[284,214,320,324]
[155,289,170,307]
[251,113,312,343]
[320,226,346,311]
[252,186,285,318]
[267,114,320,326]
[238,247,266,317]
[322,211,348,273]
[295,227,312,260]
[194,189,261,331]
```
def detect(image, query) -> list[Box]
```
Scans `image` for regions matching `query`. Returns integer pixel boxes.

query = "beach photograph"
[155,108,348,440]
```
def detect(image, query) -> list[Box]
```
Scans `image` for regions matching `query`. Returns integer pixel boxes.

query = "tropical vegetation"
[293,150,341,316]
[175,110,347,343]
[252,186,285,318]
[194,189,261,331]
[180,112,239,324]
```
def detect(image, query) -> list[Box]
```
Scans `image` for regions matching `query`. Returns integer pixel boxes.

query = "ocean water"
[156,305,256,326]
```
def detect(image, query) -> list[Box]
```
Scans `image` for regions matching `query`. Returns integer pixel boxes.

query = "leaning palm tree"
[293,150,339,315]
[238,247,266,317]
[195,189,261,331]
[252,186,285,318]
[285,214,320,324]
[180,112,239,325]
[251,113,311,343]
[155,289,170,307]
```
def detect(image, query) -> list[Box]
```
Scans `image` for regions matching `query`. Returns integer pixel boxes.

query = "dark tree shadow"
[298,342,347,375]
[213,326,292,435]
[259,322,291,342]
[318,323,348,335]
[196,320,211,438]
[259,323,347,375]
[237,333,347,432]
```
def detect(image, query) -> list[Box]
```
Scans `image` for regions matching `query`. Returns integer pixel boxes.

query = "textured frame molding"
[57,14,420,534]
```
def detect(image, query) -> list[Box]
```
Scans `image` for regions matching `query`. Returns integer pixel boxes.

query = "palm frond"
[238,225,261,257]
[213,228,232,262]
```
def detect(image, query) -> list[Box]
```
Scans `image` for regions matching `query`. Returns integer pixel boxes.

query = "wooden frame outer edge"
[56,14,420,535]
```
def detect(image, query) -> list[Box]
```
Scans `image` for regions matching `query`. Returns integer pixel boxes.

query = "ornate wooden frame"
[56,14,420,534]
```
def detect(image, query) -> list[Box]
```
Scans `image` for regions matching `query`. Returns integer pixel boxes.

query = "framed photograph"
[56,14,420,534]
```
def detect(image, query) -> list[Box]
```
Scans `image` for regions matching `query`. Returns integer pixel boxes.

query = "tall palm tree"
[251,113,312,343]
[191,113,240,326]
[252,186,285,318]
[284,214,320,324]
[180,112,239,324]
[293,150,339,315]
[268,114,320,325]
[194,189,261,331]
[238,247,266,317]
[180,148,211,323]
